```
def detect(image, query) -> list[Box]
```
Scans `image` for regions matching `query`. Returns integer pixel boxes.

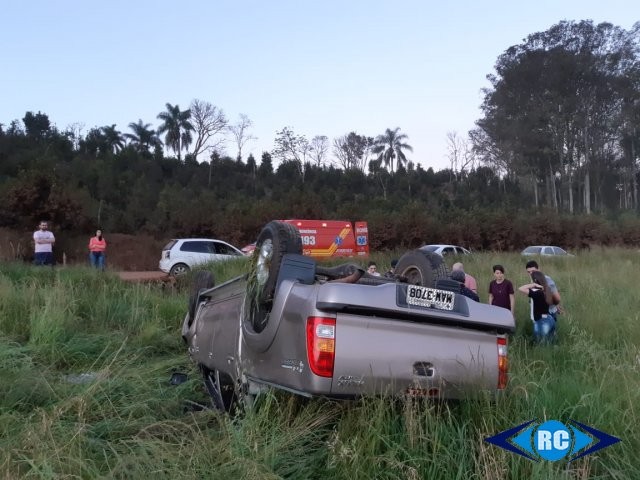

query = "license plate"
[406,285,455,311]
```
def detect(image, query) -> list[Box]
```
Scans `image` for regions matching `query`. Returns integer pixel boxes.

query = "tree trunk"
[568,173,574,214]
[533,176,539,207]
[632,134,638,210]
[557,123,564,211]
[583,127,591,214]
[549,164,558,211]
[584,170,591,214]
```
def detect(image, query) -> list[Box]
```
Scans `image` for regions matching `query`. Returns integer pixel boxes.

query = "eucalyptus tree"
[446,131,475,182]
[272,127,310,181]
[475,20,639,213]
[333,132,373,172]
[23,111,51,139]
[157,103,194,161]
[190,99,228,160]
[372,127,413,172]
[124,120,162,154]
[309,135,329,167]
[229,113,256,161]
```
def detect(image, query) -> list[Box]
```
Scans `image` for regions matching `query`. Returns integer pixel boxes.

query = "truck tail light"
[306,316,336,378]
[497,336,508,390]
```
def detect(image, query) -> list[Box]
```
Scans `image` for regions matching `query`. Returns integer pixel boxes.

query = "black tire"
[170,263,190,276]
[187,270,215,325]
[395,249,449,287]
[200,365,237,413]
[247,221,302,333]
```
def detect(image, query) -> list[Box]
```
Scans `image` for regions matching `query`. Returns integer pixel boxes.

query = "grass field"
[1,250,639,479]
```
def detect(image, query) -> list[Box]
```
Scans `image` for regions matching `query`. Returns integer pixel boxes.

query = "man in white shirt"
[33,221,55,266]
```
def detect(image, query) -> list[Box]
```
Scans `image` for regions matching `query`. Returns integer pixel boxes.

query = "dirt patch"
[117,271,176,288]
[0,228,167,271]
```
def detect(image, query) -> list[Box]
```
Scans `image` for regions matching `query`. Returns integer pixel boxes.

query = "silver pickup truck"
[181,221,515,411]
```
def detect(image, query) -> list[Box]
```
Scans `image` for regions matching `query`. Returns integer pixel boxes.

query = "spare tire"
[188,270,215,326]
[247,221,302,333]
[395,249,449,287]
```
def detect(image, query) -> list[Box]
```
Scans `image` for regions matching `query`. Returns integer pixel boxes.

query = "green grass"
[0,250,639,479]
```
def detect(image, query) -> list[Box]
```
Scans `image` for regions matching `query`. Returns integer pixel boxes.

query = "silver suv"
[159,238,245,276]
[521,245,573,256]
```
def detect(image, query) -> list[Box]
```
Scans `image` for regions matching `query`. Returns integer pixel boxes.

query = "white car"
[159,238,245,276]
[419,244,471,256]
[521,245,573,256]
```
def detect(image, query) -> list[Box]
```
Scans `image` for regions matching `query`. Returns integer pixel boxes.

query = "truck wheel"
[247,221,302,333]
[395,250,449,287]
[187,271,215,326]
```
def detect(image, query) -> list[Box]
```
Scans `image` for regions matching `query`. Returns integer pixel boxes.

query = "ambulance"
[242,220,369,258]
[282,219,369,258]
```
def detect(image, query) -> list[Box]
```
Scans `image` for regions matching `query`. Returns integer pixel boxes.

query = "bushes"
[1,209,638,267]
[357,209,640,252]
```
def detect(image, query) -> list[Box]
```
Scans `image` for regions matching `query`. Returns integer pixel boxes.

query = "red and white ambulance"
[242,220,369,258]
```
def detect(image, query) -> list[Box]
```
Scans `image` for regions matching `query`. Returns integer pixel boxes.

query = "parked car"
[159,238,245,276]
[420,244,471,256]
[181,221,515,412]
[521,246,573,257]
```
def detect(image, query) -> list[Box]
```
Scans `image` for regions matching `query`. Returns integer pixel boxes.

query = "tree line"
[0,20,638,252]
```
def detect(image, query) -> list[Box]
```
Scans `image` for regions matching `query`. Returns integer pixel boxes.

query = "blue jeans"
[533,315,556,344]
[90,252,105,270]
[34,252,54,266]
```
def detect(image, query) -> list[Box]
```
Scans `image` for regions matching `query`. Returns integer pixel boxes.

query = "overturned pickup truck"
[182,221,515,411]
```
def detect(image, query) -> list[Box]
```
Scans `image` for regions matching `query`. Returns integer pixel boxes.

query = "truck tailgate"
[330,313,501,399]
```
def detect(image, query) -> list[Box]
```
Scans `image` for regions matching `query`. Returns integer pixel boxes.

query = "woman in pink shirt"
[88,229,107,270]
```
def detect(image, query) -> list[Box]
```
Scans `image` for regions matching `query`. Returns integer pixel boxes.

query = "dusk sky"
[2,1,637,170]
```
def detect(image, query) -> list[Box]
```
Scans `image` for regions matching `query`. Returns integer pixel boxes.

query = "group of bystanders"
[32,221,107,271]
[449,261,561,345]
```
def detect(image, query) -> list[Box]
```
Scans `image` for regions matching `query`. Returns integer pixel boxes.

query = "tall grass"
[0,251,639,479]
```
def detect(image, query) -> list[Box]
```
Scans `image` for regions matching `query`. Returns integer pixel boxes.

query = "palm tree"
[157,103,194,161]
[124,120,162,154]
[372,127,413,172]
[100,124,125,154]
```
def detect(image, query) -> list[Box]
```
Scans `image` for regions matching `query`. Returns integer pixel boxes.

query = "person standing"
[88,229,107,270]
[452,262,478,294]
[451,270,480,302]
[488,264,515,316]
[518,270,555,344]
[33,220,55,266]
[525,260,562,320]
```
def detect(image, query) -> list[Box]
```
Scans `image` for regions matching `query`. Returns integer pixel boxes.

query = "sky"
[2,1,638,171]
